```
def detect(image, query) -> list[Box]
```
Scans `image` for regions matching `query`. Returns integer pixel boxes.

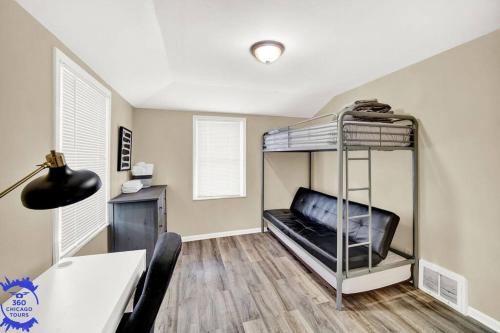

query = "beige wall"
[0,0,133,296]
[133,109,308,237]
[313,29,500,320]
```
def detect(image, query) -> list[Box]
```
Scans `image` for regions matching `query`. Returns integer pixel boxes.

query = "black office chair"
[116,232,182,333]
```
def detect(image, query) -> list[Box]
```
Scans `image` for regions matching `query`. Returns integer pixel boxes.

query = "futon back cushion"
[290,187,399,259]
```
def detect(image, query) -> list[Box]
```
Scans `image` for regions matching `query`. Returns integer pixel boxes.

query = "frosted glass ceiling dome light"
[250,40,285,64]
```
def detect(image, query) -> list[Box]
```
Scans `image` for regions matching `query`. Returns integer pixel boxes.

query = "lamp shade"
[21,165,101,210]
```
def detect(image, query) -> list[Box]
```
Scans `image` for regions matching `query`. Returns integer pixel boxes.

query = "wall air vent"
[419,259,468,314]
[422,266,439,293]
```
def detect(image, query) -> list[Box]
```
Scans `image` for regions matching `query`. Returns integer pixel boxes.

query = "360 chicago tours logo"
[0,277,39,332]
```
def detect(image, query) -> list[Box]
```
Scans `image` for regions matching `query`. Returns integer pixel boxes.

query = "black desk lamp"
[0,150,101,209]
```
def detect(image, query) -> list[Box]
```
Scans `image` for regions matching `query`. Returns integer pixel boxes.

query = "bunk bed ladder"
[345,147,373,278]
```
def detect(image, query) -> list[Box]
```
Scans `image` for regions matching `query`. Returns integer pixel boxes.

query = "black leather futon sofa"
[264,187,400,272]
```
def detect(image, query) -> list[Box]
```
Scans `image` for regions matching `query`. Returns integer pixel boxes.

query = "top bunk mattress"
[264,120,413,150]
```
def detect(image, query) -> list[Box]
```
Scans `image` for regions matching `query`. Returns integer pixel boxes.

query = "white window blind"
[54,49,110,260]
[193,116,246,200]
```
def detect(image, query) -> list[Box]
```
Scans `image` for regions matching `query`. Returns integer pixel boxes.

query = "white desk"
[1,250,146,333]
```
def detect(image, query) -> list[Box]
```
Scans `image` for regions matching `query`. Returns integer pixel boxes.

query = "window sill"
[58,223,109,261]
[193,195,247,201]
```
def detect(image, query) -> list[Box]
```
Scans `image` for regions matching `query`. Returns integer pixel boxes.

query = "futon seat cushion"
[264,209,382,271]
[264,187,400,272]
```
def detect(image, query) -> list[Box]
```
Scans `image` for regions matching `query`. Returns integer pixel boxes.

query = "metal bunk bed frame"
[261,110,419,310]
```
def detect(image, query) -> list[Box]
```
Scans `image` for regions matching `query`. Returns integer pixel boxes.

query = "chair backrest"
[117,232,182,333]
[290,187,399,259]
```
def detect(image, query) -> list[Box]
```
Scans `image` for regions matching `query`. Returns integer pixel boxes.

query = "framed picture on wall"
[118,126,132,171]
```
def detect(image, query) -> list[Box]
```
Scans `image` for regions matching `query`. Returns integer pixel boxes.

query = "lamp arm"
[0,162,51,199]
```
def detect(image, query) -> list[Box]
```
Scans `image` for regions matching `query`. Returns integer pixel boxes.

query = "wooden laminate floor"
[155,232,490,333]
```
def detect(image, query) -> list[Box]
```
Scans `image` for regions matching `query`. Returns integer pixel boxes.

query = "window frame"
[53,48,111,262]
[192,115,247,201]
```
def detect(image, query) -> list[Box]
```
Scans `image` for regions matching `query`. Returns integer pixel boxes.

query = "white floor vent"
[419,259,467,314]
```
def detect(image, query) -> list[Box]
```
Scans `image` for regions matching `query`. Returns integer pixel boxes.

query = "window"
[54,49,110,261]
[193,116,246,200]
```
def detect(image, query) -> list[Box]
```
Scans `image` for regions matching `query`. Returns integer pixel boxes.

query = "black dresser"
[109,185,167,265]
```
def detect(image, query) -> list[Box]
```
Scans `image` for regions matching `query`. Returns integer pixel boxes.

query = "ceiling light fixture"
[250,40,285,64]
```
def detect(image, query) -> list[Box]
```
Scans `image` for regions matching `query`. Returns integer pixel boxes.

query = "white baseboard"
[181,227,261,242]
[468,307,500,332]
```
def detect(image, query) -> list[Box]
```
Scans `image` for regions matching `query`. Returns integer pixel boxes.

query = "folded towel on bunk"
[343,99,392,113]
[342,99,394,122]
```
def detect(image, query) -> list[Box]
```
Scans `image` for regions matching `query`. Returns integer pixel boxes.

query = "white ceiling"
[16,0,500,117]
